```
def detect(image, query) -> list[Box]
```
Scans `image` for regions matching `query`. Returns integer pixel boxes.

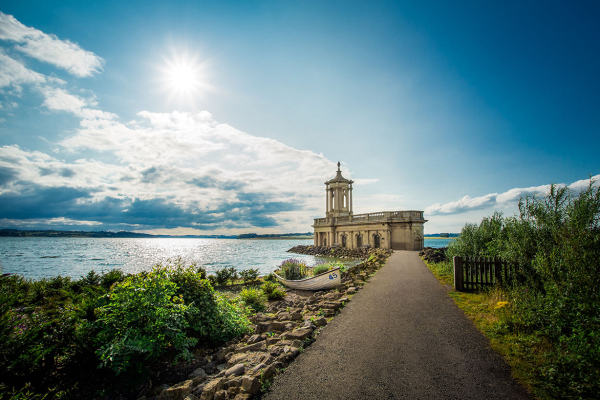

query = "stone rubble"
[140,249,391,400]
[418,247,448,264]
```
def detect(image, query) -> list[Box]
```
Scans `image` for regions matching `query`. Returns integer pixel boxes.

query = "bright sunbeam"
[159,50,212,105]
[169,63,199,92]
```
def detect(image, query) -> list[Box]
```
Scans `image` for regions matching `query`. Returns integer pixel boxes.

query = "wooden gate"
[453,256,513,291]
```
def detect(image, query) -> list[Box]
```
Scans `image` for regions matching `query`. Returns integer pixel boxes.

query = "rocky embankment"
[141,250,391,400]
[418,247,448,263]
[287,245,386,259]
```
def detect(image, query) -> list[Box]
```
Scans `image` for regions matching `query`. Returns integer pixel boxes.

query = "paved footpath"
[263,251,530,400]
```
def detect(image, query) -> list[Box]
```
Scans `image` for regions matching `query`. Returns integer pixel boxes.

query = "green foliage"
[239,288,267,312]
[279,259,309,280]
[213,267,238,285]
[95,269,195,375]
[260,281,286,300]
[312,264,331,276]
[100,268,127,290]
[264,273,277,283]
[0,383,48,400]
[0,262,251,398]
[239,268,260,284]
[448,181,600,398]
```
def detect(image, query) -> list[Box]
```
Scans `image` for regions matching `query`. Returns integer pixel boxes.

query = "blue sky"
[0,0,598,234]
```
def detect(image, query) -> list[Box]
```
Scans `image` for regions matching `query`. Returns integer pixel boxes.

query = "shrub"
[260,281,286,300]
[279,259,308,280]
[264,273,277,283]
[100,268,127,290]
[239,288,267,312]
[312,264,331,276]
[214,268,233,285]
[448,181,600,398]
[94,269,195,375]
[239,268,260,284]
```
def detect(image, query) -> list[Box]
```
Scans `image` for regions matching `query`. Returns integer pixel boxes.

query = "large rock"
[246,334,264,344]
[188,367,208,386]
[160,380,193,400]
[224,363,245,377]
[200,378,225,400]
[241,376,261,395]
[283,327,313,341]
[234,341,266,353]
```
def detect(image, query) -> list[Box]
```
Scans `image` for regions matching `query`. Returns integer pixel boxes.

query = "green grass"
[423,260,551,399]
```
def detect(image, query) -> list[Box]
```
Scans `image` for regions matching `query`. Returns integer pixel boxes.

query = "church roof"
[325,162,354,184]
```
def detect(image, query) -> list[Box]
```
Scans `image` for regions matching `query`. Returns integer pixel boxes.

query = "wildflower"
[494,301,509,310]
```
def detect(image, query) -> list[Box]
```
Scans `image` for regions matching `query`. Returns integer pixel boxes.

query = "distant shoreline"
[0,229,313,240]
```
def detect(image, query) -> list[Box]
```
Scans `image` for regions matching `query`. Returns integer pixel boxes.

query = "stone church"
[312,163,427,251]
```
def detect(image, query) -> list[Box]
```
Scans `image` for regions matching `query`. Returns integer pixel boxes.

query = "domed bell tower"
[325,162,353,219]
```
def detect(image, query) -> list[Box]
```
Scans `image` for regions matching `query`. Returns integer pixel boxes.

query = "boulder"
[312,316,327,327]
[283,327,313,341]
[224,363,245,377]
[323,292,343,300]
[199,378,224,400]
[290,312,303,321]
[246,334,264,344]
[241,376,261,395]
[160,380,193,400]
[234,341,266,353]
[213,390,227,400]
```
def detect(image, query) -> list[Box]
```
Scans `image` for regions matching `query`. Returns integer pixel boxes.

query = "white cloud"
[0,50,46,88]
[0,12,104,77]
[425,175,600,216]
[0,217,102,227]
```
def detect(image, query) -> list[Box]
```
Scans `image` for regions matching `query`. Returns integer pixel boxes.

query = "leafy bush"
[239,268,260,284]
[260,281,286,300]
[100,268,127,290]
[0,262,252,398]
[213,267,238,285]
[448,181,600,398]
[239,288,267,312]
[279,259,309,280]
[94,269,195,375]
[312,264,331,276]
[264,273,277,283]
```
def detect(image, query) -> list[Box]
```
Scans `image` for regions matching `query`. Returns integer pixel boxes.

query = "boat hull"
[274,267,342,290]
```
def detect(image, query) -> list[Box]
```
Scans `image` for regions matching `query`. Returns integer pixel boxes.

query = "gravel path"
[263,251,530,400]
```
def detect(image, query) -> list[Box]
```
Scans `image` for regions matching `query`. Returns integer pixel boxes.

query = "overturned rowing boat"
[273,267,341,291]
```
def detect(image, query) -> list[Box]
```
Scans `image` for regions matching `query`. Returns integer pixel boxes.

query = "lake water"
[0,237,451,279]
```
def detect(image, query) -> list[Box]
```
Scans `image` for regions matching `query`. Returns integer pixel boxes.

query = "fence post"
[453,256,463,291]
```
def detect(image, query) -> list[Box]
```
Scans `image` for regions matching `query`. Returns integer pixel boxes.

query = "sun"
[168,63,199,92]
[159,50,211,103]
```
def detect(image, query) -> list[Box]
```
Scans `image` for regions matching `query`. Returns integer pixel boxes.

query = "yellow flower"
[494,301,509,310]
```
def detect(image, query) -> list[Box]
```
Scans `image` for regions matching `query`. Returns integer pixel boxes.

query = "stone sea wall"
[287,244,387,259]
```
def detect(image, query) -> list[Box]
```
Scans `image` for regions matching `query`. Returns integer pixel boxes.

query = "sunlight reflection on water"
[0,237,449,279]
[0,238,332,279]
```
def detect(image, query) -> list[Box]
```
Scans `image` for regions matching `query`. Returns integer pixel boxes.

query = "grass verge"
[423,259,551,400]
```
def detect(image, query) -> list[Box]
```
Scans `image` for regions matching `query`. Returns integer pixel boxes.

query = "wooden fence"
[453,256,513,291]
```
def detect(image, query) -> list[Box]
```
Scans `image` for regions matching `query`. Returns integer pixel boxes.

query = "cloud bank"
[425,175,600,216]
[0,12,104,77]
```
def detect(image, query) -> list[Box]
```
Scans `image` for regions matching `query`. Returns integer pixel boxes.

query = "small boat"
[273,267,342,290]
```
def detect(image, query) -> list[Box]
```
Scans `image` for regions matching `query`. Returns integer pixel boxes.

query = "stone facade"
[312,163,427,251]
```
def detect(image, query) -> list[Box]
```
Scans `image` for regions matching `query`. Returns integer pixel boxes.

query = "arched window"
[373,234,381,249]
[356,234,363,248]
[341,235,347,248]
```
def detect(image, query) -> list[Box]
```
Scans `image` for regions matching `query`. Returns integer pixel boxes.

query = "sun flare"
[159,51,211,103]
[167,62,200,93]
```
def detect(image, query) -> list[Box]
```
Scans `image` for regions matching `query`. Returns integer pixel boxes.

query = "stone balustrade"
[313,211,425,226]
